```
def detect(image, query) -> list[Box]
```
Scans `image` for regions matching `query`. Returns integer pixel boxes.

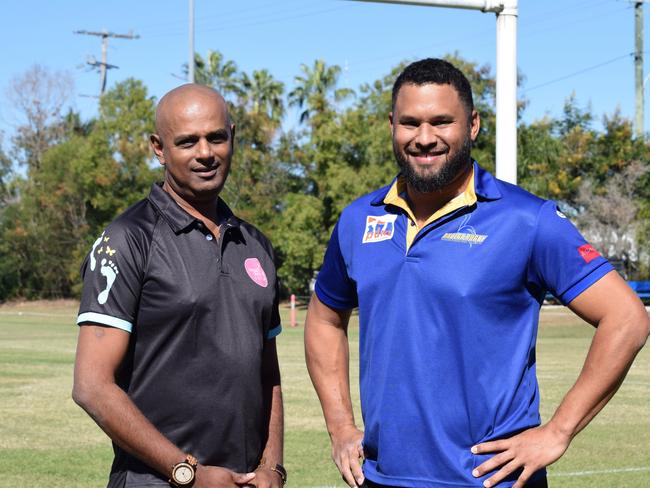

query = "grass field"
[0,301,648,487]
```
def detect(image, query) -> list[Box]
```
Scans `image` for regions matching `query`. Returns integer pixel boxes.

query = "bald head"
[155,84,230,140]
[150,83,236,206]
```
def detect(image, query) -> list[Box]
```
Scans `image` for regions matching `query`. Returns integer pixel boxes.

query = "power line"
[146,4,352,38]
[522,53,632,93]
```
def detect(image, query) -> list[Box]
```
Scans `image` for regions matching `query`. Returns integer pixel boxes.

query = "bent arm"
[72,325,256,487]
[72,325,186,477]
[304,294,363,487]
[473,271,650,487]
[548,270,649,438]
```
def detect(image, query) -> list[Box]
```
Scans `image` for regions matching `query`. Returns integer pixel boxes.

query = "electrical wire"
[522,53,632,93]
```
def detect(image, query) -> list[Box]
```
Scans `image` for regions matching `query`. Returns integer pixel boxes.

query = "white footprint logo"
[89,231,105,271]
[97,258,119,305]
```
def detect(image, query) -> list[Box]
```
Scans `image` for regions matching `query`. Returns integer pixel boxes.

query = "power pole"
[635,2,644,138]
[74,30,140,96]
[189,0,195,83]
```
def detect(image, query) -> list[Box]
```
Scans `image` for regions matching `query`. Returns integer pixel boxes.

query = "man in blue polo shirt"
[305,59,649,488]
[73,85,286,488]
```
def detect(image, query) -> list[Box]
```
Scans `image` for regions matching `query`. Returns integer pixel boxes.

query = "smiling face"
[390,82,480,193]
[150,85,235,206]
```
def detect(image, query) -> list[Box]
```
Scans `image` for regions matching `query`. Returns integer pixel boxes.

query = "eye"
[176,139,196,148]
[401,120,419,128]
[208,135,227,144]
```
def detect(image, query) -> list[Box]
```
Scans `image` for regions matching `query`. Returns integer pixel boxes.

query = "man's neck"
[406,164,473,228]
[162,181,221,236]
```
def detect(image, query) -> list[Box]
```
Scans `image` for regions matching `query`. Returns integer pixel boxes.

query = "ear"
[230,123,236,150]
[469,110,480,142]
[150,134,165,165]
[389,112,395,135]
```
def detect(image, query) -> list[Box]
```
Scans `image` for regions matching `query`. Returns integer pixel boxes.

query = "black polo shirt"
[77,183,281,486]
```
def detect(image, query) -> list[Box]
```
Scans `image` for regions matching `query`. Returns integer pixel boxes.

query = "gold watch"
[169,454,198,487]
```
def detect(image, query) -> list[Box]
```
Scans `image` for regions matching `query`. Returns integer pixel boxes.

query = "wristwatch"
[169,454,198,487]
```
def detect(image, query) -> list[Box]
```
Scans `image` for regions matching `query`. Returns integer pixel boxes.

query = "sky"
[0,0,644,141]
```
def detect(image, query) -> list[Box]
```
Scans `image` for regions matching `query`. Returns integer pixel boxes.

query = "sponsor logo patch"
[578,244,601,264]
[362,214,398,244]
[244,258,268,287]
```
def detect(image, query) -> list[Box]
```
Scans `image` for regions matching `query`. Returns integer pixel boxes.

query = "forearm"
[548,306,649,439]
[304,301,356,437]
[260,384,284,465]
[259,338,284,465]
[73,381,184,478]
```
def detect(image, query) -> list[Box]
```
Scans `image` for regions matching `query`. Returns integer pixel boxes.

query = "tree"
[6,65,74,170]
[93,78,160,214]
[288,59,354,130]
[575,160,649,278]
[190,50,242,101]
[240,69,285,131]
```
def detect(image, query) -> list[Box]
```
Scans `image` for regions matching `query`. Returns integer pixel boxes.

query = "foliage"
[0,78,157,299]
[575,160,649,279]
[1,54,649,299]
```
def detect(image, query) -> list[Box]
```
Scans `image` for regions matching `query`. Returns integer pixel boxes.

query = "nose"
[414,124,438,150]
[195,138,213,162]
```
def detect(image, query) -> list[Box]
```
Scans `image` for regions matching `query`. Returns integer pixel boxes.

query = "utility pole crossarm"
[74,29,139,96]
[74,30,140,39]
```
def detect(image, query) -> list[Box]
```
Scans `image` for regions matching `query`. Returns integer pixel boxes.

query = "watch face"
[173,464,194,484]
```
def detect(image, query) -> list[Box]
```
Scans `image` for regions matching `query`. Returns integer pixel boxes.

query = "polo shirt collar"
[473,161,502,201]
[147,183,240,234]
[370,161,502,206]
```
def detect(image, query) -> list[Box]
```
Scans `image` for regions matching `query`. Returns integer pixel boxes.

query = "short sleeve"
[315,221,358,310]
[528,201,614,305]
[77,223,147,332]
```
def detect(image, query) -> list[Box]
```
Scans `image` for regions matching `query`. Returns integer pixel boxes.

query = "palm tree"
[240,69,285,132]
[288,59,353,126]
[191,50,242,99]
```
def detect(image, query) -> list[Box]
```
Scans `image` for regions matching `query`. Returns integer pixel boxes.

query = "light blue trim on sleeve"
[77,312,133,333]
[266,324,282,340]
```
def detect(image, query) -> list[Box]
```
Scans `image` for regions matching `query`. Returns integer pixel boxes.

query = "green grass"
[0,302,648,487]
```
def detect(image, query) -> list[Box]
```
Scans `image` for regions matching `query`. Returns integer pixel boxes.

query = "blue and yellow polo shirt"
[315,162,613,487]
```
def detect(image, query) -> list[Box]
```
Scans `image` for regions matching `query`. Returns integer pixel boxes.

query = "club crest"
[244,258,268,287]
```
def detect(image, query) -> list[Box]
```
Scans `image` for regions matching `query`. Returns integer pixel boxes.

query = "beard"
[393,136,473,193]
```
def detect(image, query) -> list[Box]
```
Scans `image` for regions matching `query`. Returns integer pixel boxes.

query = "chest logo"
[362,214,397,244]
[245,258,268,287]
[441,214,488,247]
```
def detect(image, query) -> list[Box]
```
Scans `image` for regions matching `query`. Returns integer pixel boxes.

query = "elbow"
[72,376,98,412]
[627,306,650,351]
[71,381,88,410]
[640,312,650,349]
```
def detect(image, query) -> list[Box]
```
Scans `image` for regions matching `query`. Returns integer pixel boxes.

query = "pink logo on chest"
[244,258,268,287]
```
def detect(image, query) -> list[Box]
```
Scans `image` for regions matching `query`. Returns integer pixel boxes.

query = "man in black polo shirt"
[73,84,285,488]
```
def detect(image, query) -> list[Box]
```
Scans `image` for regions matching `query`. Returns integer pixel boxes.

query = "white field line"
[0,311,75,317]
[549,466,650,477]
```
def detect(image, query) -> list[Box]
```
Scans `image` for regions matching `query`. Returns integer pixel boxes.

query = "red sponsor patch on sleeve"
[578,244,601,264]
